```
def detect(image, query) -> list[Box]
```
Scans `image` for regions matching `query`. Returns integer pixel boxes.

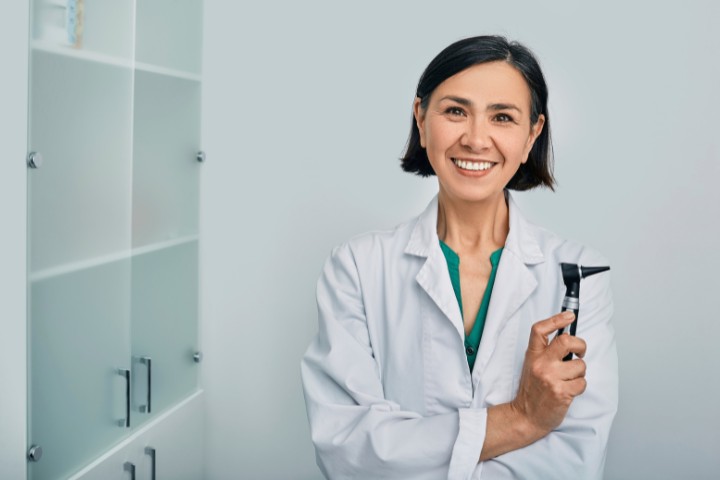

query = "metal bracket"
[27,152,43,169]
[27,445,43,462]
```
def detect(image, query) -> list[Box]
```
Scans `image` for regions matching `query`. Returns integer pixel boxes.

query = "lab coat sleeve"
[476,250,619,480]
[301,243,486,480]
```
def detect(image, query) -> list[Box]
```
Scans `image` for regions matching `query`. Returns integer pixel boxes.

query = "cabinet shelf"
[31,41,133,69]
[29,235,199,283]
[135,62,201,82]
[31,41,202,81]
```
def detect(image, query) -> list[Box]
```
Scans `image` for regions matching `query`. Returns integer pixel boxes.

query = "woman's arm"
[302,243,472,479]
[476,253,618,479]
[480,311,588,461]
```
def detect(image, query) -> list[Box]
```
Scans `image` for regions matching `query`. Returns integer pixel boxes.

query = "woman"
[301,36,618,480]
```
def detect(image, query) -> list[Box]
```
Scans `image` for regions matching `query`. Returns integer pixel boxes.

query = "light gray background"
[207,0,717,478]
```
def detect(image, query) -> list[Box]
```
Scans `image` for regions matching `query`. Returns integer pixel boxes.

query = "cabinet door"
[140,394,204,480]
[29,262,133,480]
[27,1,135,479]
[131,241,199,428]
[130,0,203,428]
[69,393,204,480]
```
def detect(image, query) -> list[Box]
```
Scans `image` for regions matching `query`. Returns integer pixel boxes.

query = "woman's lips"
[451,157,496,175]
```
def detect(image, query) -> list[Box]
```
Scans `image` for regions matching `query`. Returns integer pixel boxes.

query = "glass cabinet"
[27,1,203,478]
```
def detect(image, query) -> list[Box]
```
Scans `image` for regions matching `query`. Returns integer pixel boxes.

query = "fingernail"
[562,311,575,320]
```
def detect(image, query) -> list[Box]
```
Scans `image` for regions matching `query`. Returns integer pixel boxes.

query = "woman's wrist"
[479,402,548,462]
[508,400,549,444]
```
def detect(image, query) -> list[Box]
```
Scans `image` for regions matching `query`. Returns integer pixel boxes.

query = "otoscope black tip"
[580,266,610,278]
[560,263,579,279]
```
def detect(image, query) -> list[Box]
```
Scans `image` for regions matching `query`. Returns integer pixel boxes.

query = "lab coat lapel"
[406,197,464,339]
[474,192,544,376]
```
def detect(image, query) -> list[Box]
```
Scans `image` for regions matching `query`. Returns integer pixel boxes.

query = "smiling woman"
[413,62,546,206]
[301,35,618,480]
[402,36,554,192]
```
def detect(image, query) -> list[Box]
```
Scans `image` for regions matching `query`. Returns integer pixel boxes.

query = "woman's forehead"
[433,62,532,107]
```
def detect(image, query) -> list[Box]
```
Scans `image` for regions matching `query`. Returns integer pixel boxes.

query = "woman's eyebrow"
[439,95,473,107]
[440,96,523,113]
[488,103,522,113]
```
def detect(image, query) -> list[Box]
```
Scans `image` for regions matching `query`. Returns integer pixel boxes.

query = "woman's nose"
[460,119,492,151]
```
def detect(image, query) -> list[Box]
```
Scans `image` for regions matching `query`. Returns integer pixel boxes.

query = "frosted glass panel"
[135,0,203,73]
[28,50,132,273]
[132,70,201,248]
[29,260,131,480]
[32,0,134,59]
[131,241,199,427]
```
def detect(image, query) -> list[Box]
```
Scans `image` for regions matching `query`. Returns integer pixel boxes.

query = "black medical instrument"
[558,262,610,361]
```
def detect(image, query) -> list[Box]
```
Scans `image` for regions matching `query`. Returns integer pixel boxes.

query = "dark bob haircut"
[401,35,555,191]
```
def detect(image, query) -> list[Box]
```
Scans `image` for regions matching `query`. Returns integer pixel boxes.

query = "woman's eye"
[445,107,465,117]
[495,113,514,123]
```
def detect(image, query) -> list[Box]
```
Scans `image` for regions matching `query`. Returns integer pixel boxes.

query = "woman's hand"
[511,311,587,437]
[480,311,588,461]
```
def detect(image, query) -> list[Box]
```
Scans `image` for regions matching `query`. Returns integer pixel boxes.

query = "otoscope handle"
[558,296,580,361]
[557,263,609,361]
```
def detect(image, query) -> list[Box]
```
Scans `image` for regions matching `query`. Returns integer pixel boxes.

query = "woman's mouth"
[451,158,496,172]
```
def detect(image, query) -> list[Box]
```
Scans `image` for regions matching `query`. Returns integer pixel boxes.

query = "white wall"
[201,1,720,478]
[0,1,29,478]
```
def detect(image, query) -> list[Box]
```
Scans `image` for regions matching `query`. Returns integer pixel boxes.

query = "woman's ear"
[413,97,426,148]
[522,113,545,163]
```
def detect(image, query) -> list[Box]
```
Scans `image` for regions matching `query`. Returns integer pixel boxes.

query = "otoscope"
[558,262,610,361]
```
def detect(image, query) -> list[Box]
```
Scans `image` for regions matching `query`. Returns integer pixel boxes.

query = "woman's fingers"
[560,358,587,381]
[527,311,575,353]
[566,377,588,397]
[514,315,590,435]
[549,331,587,360]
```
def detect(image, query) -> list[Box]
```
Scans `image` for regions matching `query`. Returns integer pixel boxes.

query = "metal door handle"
[139,357,152,413]
[145,447,156,480]
[124,461,136,480]
[117,368,131,427]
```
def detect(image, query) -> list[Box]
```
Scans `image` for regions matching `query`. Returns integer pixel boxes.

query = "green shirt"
[439,241,503,371]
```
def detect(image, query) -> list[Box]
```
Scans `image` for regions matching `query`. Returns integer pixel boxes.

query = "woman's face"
[414,61,545,205]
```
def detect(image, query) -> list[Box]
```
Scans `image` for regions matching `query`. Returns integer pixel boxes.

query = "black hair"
[400,35,555,191]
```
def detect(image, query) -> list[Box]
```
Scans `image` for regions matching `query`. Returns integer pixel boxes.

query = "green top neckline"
[439,240,503,371]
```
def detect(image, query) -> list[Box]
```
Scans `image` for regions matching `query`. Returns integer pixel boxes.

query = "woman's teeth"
[452,158,494,171]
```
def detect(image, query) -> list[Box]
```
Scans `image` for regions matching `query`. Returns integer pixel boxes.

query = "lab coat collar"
[503,191,545,265]
[404,196,439,258]
[404,190,545,266]
[406,190,545,376]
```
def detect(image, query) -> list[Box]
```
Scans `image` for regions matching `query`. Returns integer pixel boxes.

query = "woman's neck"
[436,189,509,254]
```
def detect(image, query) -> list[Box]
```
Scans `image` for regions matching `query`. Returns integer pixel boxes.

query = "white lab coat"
[301,192,618,480]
